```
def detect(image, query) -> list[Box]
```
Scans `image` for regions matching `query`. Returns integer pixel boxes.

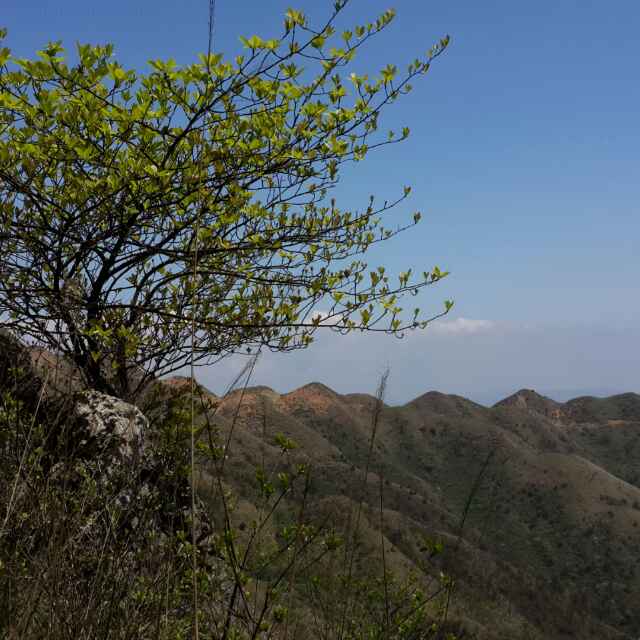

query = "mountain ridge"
[201,379,640,639]
[161,375,639,415]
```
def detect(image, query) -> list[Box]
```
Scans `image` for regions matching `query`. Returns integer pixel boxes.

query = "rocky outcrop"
[0,330,212,545]
[53,390,214,545]
[72,389,147,464]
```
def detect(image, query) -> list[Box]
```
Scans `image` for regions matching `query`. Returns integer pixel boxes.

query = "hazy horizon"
[179,318,639,406]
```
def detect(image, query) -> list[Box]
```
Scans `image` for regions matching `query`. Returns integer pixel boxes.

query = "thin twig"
[338,368,389,639]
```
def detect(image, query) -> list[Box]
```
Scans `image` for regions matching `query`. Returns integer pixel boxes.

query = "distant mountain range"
[167,376,640,640]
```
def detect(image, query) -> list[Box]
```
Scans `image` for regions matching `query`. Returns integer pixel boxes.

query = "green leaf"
[240,35,264,50]
[381,63,397,83]
[110,66,127,84]
[274,432,297,452]
[285,8,306,29]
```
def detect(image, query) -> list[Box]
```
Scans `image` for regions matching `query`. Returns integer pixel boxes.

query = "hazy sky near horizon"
[3,0,639,403]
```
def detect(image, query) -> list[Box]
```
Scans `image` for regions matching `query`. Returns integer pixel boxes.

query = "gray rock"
[72,389,147,463]
[68,390,215,546]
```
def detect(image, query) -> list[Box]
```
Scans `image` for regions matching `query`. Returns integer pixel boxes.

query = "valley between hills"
[165,376,640,639]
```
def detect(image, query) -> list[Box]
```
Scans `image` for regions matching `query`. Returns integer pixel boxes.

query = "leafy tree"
[0,2,451,400]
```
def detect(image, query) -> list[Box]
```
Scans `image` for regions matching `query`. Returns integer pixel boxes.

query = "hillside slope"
[189,381,640,640]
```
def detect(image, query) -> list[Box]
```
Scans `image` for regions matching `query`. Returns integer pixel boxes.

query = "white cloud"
[428,317,497,335]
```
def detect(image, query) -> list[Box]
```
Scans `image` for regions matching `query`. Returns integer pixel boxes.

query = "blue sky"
[3,0,639,403]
